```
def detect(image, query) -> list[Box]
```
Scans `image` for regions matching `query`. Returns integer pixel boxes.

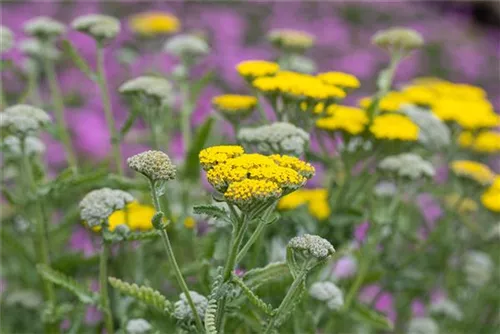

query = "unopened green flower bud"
[79,188,134,228]
[2,136,46,157]
[288,234,335,260]
[372,27,423,55]
[268,29,315,53]
[282,54,317,74]
[126,318,152,334]
[173,291,208,321]
[0,26,14,54]
[0,104,51,137]
[164,33,210,59]
[407,317,438,334]
[127,150,177,182]
[72,14,120,44]
[119,76,173,105]
[19,38,60,60]
[151,211,166,230]
[403,105,450,151]
[24,16,65,40]
[378,153,435,179]
[309,281,344,310]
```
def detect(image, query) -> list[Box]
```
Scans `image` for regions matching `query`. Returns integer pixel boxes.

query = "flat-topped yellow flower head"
[212,94,257,122]
[129,12,180,36]
[268,29,315,52]
[316,105,368,135]
[458,131,500,154]
[370,114,419,141]
[433,99,499,130]
[450,160,495,186]
[270,154,315,179]
[236,60,280,80]
[481,177,500,212]
[317,72,360,90]
[199,145,245,171]
[278,189,330,220]
[274,71,346,102]
[401,85,437,108]
[224,179,282,208]
[359,91,409,113]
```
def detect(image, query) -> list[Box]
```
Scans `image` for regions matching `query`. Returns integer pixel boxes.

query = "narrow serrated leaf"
[243,262,291,290]
[125,230,159,241]
[62,40,96,80]
[193,204,228,220]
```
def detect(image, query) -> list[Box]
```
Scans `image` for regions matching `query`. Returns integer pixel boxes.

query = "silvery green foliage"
[284,54,317,74]
[164,34,210,58]
[379,153,435,179]
[126,318,152,334]
[288,234,335,260]
[238,122,310,156]
[488,222,500,240]
[127,150,177,182]
[309,281,344,310]
[19,38,60,60]
[464,251,493,287]
[429,299,463,321]
[373,181,397,197]
[119,76,173,105]
[402,105,450,151]
[2,136,46,156]
[24,16,65,40]
[269,237,287,262]
[407,317,439,334]
[0,26,14,54]
[71,14,120,43]
[0,104,51,136]
[79,188,134,228]
[173,291,208,321]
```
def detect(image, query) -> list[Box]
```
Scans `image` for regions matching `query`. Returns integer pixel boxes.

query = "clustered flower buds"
[173,291,208,321]
[0,104,51,137]
[24,16,66,40]
[429,299,463,321]
[288,234,335,260]
[2,136,46,157]
[464,250,493,287]
[402,105,451,151]
[127,150,177,182]
[19,38,60,60]
[378,153,435,179]
[79,188,134,228]
[268,29,315,53]
[372,27,424,55]
[283,54,317,74]
[126,318,152,334]
[0,25,14,54]
[407,317,438,334]
[119,76,173,105]
[309,281,344,310]
[238,122,310,156]
[71,14,121,44]
[164,33,210,59]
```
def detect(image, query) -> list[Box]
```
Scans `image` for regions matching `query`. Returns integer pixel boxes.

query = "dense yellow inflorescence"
[458,131,500,153]
[200,146,314,208]
[317,72,360,89]
[212,94,257,121]
[450,160,496,186]
[369,114,419,141]
[278,189,331,220]
[199,145,245,170]
[236,60,280,79]
[432,99,499,130]
[359,91,410,112]
[268,29,315,51]
[316,105,369,135]
[128,12,180,36]
[481,177,500,212]
[91,202,155,232]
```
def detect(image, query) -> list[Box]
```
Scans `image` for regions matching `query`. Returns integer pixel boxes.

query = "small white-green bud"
[164,33,210,59]
[173,291,208,321]
[71,14,120,44]
[309,281,344,310]
[0,26,14,54]
[2,136,46,157]
[283,54,317,74]
[24,16,66,40]
[379,153,435,179]
[288,234,335,260]
[407,317,438,334]
[372,27,424,54]
[79,188,134,228]
[19,38,60,60]
[126,318,152,334]
[119,76,173,105]
[0,104,51,136]
[402,106,450,151]
[429,299,463,321]
[127,150,176,182]
[373,181,397,197]
[464,251,493,287]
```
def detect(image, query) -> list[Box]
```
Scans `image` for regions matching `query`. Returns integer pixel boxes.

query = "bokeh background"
[2,1,499,170]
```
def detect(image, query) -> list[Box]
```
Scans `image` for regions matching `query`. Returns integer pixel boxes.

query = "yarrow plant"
[1,6,499,334]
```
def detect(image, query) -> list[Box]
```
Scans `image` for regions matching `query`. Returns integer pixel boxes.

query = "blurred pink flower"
[355,221,370,243]
[332,255,357,279]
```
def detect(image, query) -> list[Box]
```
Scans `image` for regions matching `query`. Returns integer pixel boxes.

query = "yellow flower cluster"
[268,29,315,51]
[481,176,500,213]
[212,95,257,121]
[369,114,419,141]
[253,71,346,102]
[458,131,500,154]
[432,99,499,130]
[359,91,410,112]
[199,145,244,170]
[444,194,478,215]
[90,202,155,232]
[129,12,180,36]
[236,60,280,79]
[450,160,495,185]
[278,189,330,220]
[199,146,314,208]
[316,105,369,135]
[317,71,360,90]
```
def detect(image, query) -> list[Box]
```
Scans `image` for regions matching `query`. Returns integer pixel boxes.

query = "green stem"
[180,79,193,153]
[99,242,114,334]
[236,206,273,264]
[96,45,123,175]
[149,180,204,332]
[42,48,78,171]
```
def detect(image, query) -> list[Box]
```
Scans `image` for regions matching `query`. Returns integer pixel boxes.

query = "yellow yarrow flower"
[129,12,180,36]
[359,91,410,113]
[236,60,280,80]
[212,94,257,121]
[432,99,499,130]
[450,160,495,185]
[274,71,346,101]
[183,216,196,229]
[91,202,156,232]
[268,29,315,51]
[458,131,500,153]
[316,105,368,135]
[401,85,437,107]
[224,179,282,207]
[278,189,330,220]
[481,176,500,212]
[370,114,419,141]
[269,154,315,178]
[317,71,360,90]
[199,145,244,171]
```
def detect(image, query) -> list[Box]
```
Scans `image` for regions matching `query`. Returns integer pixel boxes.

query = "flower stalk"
[99,240,114,334]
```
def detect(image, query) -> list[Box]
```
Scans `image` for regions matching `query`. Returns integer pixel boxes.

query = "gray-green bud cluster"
[71,14,120,44]
[19,38,60,60]
[79,188,134,228]
[2,136,46,157]
[378,153,435,179]
[372,27,424,54]
[464,250,493,287]
[281,54,317,74]
[173,291,208,321]
[403,105,450,151]
[127,150,176,182]
[238,122,310,156]
[126,318,152,334]
[309,281,344,310]
[429,299,463,321]
[24,16,66,40]
[0,26,14,54]
[119,76,173,105]
[288,234,335,260]
[407,317,438,334]
[164,33,210,59]
[0,104,51,137]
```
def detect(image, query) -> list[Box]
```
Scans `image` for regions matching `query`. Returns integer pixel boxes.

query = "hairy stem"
[99,242,114,334]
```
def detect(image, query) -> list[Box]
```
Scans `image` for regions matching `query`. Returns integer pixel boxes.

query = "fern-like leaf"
[232,274,274,315]
[193,204,228,221]
[108,277,172,314]
[204,299,218,334]
[124,230,159,241]
[243,262,291,290]
[36,264,97,305]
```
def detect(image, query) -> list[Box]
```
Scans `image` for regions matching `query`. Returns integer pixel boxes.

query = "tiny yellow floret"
[236,60,280,79]
[317,72,360,89]
[369,114,419,141]
[199,145,245,171]
[450,160,495,185]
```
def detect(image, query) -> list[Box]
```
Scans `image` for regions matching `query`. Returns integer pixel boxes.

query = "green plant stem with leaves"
[99,240,114,334]
[96,44,124,175]
[41,43,78,172]
[148,179,204,332]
